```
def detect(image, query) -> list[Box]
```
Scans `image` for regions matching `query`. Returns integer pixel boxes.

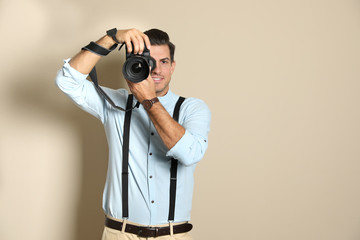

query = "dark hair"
[144,28,175,62]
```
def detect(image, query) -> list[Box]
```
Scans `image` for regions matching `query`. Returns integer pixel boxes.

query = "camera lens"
[123,56,150,83]
[131,62,143,74]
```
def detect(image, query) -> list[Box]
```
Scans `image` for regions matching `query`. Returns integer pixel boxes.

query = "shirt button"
[149,175,153,179]
[151,132,155,136]
[149,153,153,156]
[151,200,155,204]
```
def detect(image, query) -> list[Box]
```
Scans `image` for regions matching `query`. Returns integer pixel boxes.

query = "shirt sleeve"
[55,59,108,123]
[166,98,211,166]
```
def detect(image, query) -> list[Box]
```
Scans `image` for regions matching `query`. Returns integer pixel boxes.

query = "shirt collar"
[158,89,178,105]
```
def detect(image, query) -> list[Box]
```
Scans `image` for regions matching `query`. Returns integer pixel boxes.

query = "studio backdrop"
[1,0,360,239]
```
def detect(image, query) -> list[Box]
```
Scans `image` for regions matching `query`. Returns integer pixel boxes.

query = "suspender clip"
[121,218,127,233]
[169,221,174,236]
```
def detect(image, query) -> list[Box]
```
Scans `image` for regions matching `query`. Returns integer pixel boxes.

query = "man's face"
[149,44,176,97]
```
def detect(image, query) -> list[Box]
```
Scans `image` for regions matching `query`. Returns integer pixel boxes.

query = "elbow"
[55,70,62,89]
[166,130,209,167]
[55,68,69,93]
[178,137,208,167]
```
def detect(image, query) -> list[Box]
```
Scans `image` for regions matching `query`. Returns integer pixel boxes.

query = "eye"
[161,60,169,64]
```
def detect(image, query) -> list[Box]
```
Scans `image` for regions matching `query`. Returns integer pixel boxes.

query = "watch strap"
[150,97,159,105]
[142,97,159,110]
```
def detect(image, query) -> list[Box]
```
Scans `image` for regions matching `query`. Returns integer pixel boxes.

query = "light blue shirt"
[56,59,211,225]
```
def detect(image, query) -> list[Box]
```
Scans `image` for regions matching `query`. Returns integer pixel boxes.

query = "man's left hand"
[126,73,156,103]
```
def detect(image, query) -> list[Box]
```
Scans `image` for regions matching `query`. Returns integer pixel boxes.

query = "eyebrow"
[160,57,171,62]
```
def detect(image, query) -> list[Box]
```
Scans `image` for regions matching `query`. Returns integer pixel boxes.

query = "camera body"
[122,45,156,83]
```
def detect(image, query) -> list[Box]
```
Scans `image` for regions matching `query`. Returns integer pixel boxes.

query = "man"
[56,28,211,239]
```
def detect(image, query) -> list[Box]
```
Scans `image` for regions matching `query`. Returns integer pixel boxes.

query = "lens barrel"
[122,45,156,83]
[123,56,150,83]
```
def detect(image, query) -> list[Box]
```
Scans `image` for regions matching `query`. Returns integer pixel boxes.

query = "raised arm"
[69,28,151,74]
[55,28,151,122]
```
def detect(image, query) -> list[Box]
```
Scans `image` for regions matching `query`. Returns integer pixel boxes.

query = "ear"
[171,60,176,74]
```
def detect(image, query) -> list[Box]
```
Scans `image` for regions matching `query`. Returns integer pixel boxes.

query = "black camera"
[122,45,156,83]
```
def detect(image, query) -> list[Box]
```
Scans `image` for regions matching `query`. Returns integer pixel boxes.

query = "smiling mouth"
[152,76,163,82]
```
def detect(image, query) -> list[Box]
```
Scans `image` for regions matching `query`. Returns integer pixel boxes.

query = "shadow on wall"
[10,55,127,240]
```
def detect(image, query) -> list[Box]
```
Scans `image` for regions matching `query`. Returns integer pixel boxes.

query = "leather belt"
[105,217,193,238]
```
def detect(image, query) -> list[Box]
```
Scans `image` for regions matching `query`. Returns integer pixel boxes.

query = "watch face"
[142,100,152,110]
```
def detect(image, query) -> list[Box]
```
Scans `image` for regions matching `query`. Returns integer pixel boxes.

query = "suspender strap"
[173,97,185,123]
[168,96,186,221]
[122,94,134,219]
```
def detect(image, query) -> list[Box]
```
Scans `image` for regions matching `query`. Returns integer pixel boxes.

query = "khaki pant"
[101,217,193,240]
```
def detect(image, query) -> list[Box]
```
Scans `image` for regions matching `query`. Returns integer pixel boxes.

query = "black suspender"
[122,95,185,221]
[168,96,185,221]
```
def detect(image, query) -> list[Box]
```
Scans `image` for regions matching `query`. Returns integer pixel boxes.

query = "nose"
[151,63,161,75]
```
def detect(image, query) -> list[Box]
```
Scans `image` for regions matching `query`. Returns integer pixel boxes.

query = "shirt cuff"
[62,58,89,82]
[166,130,194,163]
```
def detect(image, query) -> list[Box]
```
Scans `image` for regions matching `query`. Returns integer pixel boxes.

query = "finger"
[147,73,153,81]
[135,35,145,54]
[124,35,132,53]
[129,33,140,54]
[142,33,151,50]
[125,78,133,86]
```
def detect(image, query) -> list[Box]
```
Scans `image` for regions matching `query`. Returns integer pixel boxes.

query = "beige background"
[1,0,360,239]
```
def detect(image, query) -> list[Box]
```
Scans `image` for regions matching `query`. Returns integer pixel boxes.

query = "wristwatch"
[106,28,121,44]
[142,97,159,110]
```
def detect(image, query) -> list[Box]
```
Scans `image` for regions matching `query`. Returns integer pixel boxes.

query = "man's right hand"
[115,28,151,54]
[69,28,151,74]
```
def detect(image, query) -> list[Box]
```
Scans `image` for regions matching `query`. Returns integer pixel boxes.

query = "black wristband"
[82,41,118,56]
[106,28,121,44]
